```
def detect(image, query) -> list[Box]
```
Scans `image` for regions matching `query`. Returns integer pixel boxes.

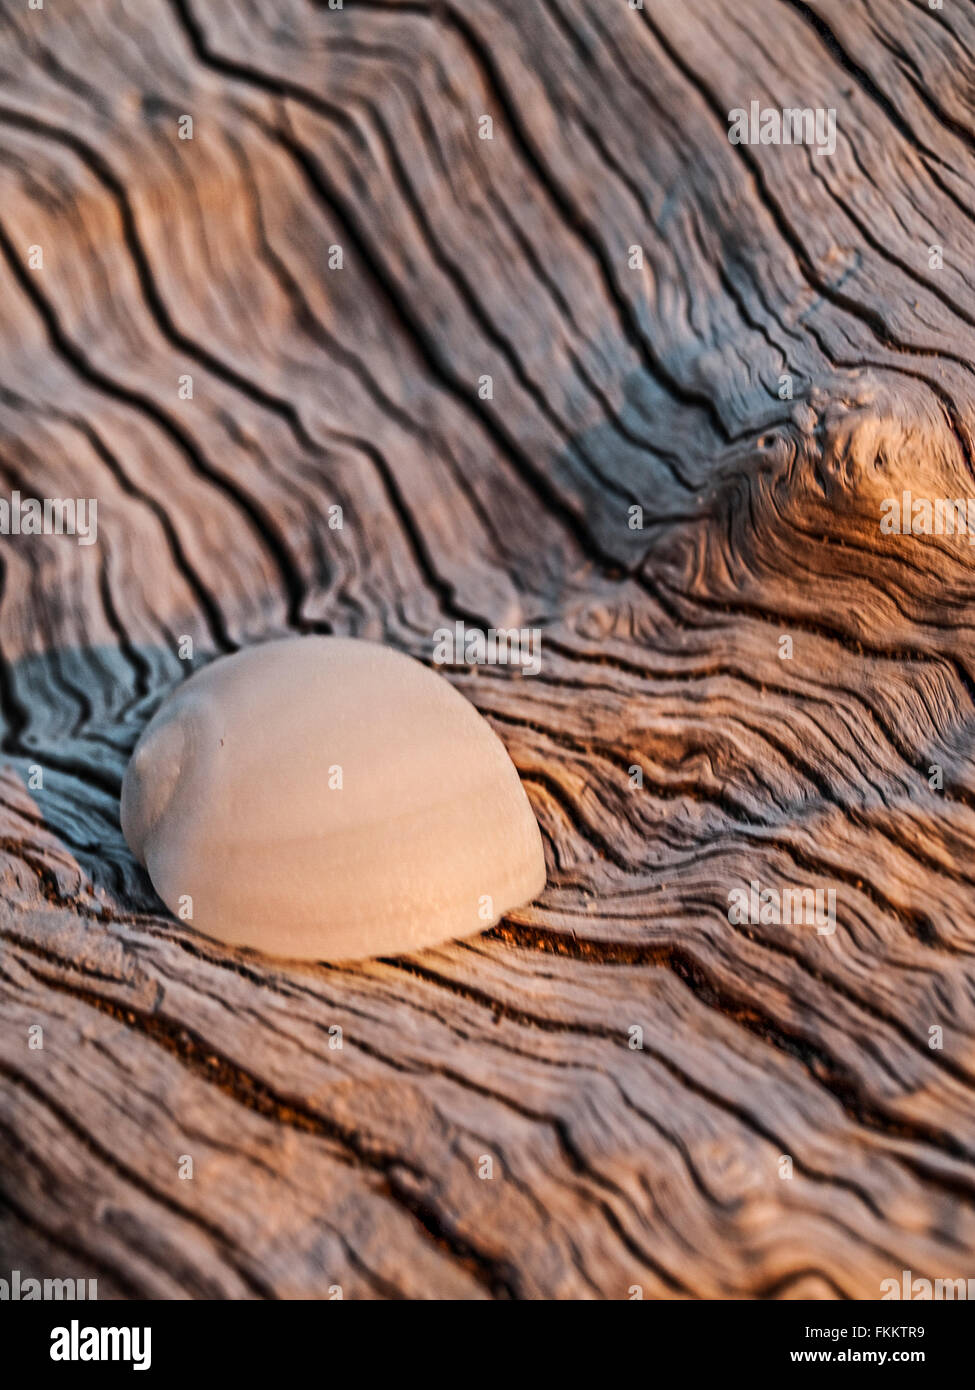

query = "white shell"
[121,637,545,961]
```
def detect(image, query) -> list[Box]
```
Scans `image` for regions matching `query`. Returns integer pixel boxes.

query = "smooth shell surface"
[121,637,546,960]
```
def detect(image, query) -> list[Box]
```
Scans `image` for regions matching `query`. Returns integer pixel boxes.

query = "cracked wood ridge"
[1,0,975,1300]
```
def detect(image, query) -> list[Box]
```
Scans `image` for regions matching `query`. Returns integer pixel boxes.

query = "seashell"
[121,637,545,961]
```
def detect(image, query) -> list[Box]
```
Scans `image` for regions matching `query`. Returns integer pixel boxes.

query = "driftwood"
[2,0,975,1299]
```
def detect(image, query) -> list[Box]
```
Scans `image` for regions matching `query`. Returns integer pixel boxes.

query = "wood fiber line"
[1,0,975,1298]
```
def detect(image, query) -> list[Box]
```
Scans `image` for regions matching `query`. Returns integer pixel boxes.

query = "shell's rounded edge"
[120,691,207,866]
[478,799,547,934]
[520,816,548,907]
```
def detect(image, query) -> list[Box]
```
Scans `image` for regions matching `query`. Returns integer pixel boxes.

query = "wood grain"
[2,0,975,1298]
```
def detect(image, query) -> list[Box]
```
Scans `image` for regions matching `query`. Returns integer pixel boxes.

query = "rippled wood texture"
[2,0,975,1298]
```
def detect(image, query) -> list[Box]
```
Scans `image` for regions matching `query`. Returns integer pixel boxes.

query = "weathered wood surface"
[2,0,975,1299]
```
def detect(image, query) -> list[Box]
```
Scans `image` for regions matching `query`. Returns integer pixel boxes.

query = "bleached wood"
[1,0,975,1298]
